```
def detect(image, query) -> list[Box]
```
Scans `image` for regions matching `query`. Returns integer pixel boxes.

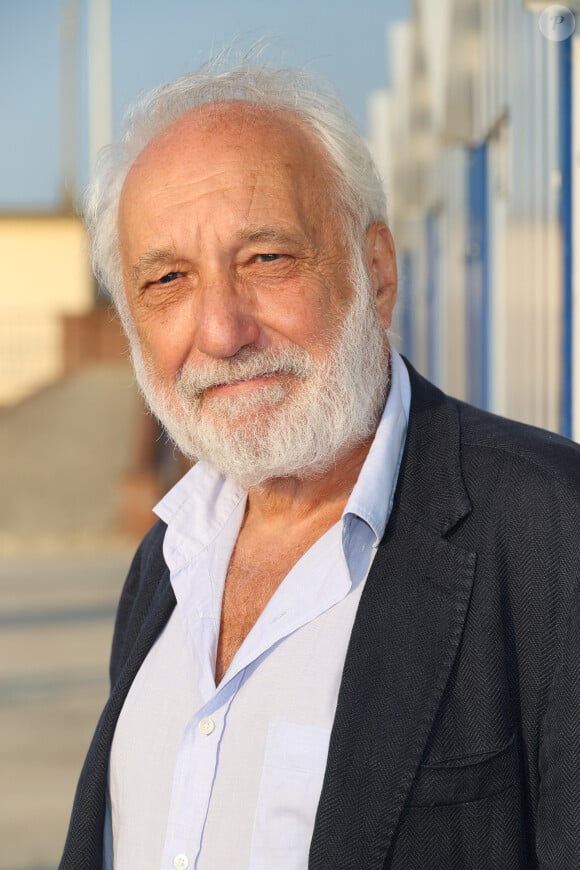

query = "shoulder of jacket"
[455,401,580,527]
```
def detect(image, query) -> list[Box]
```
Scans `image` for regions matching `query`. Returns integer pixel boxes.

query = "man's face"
[117,102,397,485]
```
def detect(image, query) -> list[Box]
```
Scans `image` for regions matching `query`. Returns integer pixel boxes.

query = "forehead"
[119,102,336,227]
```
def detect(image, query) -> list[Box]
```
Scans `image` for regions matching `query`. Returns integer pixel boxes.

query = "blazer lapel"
[310,363,476,870]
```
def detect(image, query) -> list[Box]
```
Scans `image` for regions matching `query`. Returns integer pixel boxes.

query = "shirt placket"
[160,533,243,870]
[160,671,243,870]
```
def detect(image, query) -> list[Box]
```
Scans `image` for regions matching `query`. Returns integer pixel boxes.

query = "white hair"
[82,49,388,333]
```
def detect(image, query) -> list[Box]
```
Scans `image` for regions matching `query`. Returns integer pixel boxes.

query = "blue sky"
[0,0,408,210]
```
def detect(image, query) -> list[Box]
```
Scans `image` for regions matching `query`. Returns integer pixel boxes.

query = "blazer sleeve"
[536,570,580,867]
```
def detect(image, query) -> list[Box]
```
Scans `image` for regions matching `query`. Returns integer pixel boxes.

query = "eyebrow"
[239,226,306,247]
[130,247,178,282]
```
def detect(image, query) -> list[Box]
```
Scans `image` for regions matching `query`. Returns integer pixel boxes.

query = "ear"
[365,222,397,329]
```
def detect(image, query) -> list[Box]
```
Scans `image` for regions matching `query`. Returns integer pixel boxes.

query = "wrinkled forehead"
[121,100,338,204]
[118,101,344,250]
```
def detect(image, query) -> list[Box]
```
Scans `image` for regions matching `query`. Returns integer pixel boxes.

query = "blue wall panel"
[559,36,573,438]
[466,143,490,410]
[425,210,440,384]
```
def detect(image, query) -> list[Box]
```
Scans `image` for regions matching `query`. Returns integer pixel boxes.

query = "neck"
[244,436,374,528]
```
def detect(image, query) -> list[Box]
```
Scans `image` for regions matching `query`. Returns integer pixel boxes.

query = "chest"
[216,542,304,683]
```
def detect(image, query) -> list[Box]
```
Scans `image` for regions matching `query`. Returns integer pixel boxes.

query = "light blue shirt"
[105,349,411,870]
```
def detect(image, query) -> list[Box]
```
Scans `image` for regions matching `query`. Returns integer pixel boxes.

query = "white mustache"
[176,349,313,399]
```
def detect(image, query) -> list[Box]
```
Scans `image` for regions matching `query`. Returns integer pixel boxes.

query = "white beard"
[129,264,390,489]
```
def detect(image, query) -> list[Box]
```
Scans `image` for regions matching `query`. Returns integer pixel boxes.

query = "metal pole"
[88,0,112,176]
[60,0,80,211]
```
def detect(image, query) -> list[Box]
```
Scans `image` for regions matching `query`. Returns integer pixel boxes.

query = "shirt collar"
[154,461,246,574]
[343,347,410,543]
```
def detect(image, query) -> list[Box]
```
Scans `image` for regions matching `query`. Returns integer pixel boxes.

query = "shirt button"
[198,716,215,735]
[173,855,189,870]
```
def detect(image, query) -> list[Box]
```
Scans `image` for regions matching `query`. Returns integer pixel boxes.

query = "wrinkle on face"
[117,101,366,387]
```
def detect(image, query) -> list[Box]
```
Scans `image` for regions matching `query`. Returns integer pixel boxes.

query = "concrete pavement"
[0,547,134,870]
[0,363,138,543]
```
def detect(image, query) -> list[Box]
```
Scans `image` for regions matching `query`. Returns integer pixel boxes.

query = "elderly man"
[61,58,580,870]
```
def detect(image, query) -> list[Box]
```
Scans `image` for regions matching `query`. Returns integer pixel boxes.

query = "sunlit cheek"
[137,323,188,385]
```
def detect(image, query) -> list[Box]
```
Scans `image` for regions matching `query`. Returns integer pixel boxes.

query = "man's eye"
[157,271,182,284]
[254,253,281,263]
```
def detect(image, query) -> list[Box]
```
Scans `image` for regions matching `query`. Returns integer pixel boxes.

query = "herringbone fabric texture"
[59,362,580,870]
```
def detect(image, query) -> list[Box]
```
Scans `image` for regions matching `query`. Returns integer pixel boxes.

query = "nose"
[193,269,261,360]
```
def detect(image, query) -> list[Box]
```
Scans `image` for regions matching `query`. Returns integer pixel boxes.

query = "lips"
[204,372,281,395]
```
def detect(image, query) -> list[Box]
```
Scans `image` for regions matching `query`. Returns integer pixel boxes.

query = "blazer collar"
[310,361,476,870]
[396,359,472,535]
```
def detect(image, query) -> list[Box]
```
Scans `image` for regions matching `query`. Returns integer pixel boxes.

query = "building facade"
[0,213,94,405]
[372,0,579,440]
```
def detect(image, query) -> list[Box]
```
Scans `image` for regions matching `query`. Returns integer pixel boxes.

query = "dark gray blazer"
[60,362,580,870]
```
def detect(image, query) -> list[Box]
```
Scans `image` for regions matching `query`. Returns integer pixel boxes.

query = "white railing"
[0,310,63,406]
